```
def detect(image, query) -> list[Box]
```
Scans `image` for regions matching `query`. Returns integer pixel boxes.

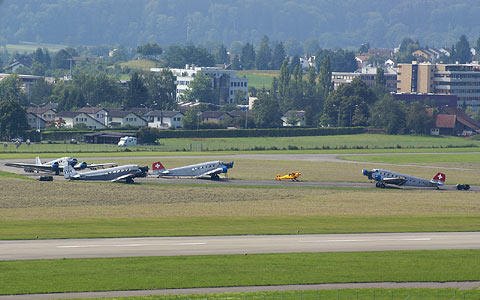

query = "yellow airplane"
[276,172,301,181]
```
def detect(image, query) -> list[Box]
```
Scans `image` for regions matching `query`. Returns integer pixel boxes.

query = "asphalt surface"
[1,232,480,261]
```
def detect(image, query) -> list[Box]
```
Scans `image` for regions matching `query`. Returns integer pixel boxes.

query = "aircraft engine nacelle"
[375,174,382,181]
[69,158,78,167]
[222,166,228,173]
[139,166,149,177]
[78,162,88,169]
[52,162,60,175]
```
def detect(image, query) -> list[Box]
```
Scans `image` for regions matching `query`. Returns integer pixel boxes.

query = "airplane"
[276,172,301,181]
[152,161,234,180]
[5,156,116,175]
[64,164,148,183]
[362,168,446,189]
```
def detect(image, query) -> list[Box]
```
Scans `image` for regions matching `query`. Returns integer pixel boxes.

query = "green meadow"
[2,134,480,155]
[1,250,480,295]
[72,289,480,300]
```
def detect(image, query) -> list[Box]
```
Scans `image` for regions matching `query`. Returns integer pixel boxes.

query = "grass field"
[123,157,480,184]
[5,42,66,53]
[340,153,480,164]
[1,215,480,240]
[1,170,480,239]
[2,134,480,154]
[64,289,480,300]
[118,59,159,71]
[237,70,279,88]
[1,250,480,295]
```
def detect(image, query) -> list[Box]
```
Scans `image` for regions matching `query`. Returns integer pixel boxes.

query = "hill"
[0,0,479,49]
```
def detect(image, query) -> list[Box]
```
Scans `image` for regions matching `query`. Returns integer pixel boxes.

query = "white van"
[118,136,137,146]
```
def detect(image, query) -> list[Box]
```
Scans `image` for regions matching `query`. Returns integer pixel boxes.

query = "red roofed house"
[430,107,480,136]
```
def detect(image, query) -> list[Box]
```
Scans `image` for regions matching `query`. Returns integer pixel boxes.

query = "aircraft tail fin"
[35,156,41,165]
[432,172,446,185]
[152,162,166,175]
[63,164,77,179]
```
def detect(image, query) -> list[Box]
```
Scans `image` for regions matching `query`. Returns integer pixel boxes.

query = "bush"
[137,127,365,139]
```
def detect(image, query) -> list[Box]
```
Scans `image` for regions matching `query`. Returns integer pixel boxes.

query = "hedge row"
[152,127,365,139]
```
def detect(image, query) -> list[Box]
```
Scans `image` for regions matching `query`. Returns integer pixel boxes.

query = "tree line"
[251,59,435,134]
[2,0,480,49]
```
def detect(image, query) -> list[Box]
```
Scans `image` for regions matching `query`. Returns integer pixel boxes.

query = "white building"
[78,107,109,125]
[26,112,46,130]
[105,110,147,128]
[144,110,184,129]
[55,112,106,129]
[151,65,248,104]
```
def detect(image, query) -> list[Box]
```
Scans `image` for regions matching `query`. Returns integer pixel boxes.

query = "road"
[1,232,480,261]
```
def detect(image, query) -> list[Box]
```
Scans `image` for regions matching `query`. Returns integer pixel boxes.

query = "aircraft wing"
[83,163,117,170]
[198,167,224,178]
[4,162,54,172]
[382,177,407,185]
[110,173,135,182]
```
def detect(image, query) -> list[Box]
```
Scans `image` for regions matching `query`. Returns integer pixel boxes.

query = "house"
[26,112,46,131]
[105,110,147,128]
[200,111,231,123]
[430,107,480,135]
[6,55,33,72]
[144,110,184,129]
[282,110,306,127]
[55,112,106,129]
[78,107,109,125]
[26,103,58,123]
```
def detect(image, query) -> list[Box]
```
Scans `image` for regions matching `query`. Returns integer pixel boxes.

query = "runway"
[1,232,480,261]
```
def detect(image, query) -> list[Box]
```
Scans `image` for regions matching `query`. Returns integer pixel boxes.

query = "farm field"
[1,250,480,295]
[2,134,480,154]
[237,70,279,88]
[118,58,160,71]
[5,42,66,53]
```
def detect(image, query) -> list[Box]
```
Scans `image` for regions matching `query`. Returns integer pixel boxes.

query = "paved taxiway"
[1,232,480,260]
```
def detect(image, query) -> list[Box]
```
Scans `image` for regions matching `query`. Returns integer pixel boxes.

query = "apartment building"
[151,65,248,104]
[397,62,480,111]
[332,67,397,92]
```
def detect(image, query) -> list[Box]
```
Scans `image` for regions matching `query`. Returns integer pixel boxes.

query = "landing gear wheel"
[126,177,134,184]
[380,183,386,189]
[211,174,220,180]
[375,182,380,188]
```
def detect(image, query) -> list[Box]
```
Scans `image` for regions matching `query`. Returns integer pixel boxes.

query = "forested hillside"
[0,0,479,49]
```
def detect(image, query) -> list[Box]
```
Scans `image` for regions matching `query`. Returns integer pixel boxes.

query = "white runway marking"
[57,242,206,248]
[300,238,431,243]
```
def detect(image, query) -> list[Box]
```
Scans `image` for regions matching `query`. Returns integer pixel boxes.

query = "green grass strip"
[1,147,480,159]
[69,289,480,300]
[339,153,480,164]
[0,170,33,180]
[2,250,480,295]
[1,215,480,240]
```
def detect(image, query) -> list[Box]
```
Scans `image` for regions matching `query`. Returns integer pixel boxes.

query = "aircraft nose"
[362,169,368,175]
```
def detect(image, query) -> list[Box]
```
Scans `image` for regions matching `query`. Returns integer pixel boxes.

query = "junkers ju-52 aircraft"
[64,164,148,183]
[362,168,446,189]
[5,156,116,175]
[152,161,234,180]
